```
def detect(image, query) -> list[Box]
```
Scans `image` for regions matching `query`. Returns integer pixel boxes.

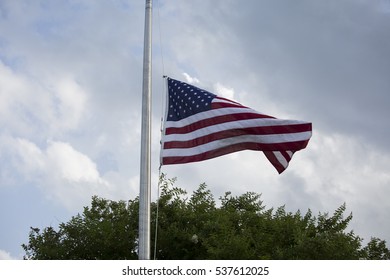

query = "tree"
[22,196,139,259]
[22,174,389,260]
[361,237,390,260]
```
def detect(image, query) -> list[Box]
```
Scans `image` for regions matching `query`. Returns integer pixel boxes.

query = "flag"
[160,77,312,173]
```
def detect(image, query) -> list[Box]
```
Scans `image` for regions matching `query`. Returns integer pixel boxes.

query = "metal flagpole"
[139,0,152,260]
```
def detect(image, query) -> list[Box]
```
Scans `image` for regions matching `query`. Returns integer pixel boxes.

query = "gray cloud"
[159,0,390,150]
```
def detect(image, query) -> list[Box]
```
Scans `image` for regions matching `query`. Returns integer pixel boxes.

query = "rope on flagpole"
[156,0,165,78]
[153,166,162,260]
[156,0,166,135]
[153,0,166,259]
[154,76,168,260]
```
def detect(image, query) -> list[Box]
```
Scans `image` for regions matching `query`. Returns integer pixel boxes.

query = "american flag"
[160,77,312,173]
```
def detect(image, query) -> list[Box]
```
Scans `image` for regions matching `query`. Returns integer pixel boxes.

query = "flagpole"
[139,0,152,260]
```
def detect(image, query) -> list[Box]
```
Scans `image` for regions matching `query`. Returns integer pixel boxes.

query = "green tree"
[361,237,390,260]
[22,196,139,259]
[22,174,389,260]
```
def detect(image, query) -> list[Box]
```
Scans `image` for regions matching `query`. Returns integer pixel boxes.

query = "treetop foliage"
[22,174,390,260]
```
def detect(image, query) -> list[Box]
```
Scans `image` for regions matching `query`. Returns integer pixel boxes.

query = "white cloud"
[0,62,24,113]
[183,72,200,84]
[0,62,45,137]
[46,141,103,184]
[213,82,235,100]
[0,61,89,141]
[285,131,390,241]
[9,138,113,210]
[14,138,46,180]
[53,77,88,131]
[0,249,14,260]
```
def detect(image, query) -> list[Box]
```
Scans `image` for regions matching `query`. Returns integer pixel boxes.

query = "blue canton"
[167,78,216,121]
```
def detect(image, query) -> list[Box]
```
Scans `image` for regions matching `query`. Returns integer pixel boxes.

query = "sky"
[1,0,390,260]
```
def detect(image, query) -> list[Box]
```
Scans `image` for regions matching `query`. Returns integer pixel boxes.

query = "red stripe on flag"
[263,151,287,174]
[166,113,280,135]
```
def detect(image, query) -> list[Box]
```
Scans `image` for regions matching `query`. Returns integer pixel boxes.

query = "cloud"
[0,61,89,141]
[45,141,104,184]
[0,249,13,260]
[52,77,88,131]
[8,138,112,210]
[299,131,390,242]
[0,61,44,138]
[161,0,390,151]
[183,72,200,84]
[213,82,235,100]
[0,1,145,214]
